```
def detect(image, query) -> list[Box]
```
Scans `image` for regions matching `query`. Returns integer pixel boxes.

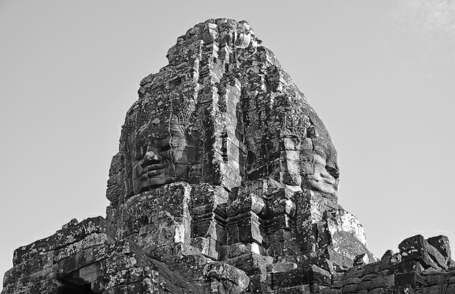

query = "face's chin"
[304,156,339,197]
[133,164,189,194]
[137,176,175,192]
[306,177,339,196]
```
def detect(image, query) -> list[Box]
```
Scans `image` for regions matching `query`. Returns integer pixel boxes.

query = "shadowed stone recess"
[3,19,455,294]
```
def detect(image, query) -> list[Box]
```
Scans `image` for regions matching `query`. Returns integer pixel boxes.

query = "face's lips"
[146,169,164,177]
[308,173,337,187]
[322,178,335,185]
[308,178,334,185]
[139,169,164,182]
[138,163,166,180]
[143,163,166,171]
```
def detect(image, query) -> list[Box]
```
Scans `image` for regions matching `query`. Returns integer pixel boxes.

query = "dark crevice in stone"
[59,280,94,294]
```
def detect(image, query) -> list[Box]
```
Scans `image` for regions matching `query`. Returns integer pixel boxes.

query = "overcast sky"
[1,0,455,286]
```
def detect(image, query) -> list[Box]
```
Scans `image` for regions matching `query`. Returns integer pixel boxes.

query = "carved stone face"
[247,97,340,198]
[302,122,340,197]
[279,136,339,197]
[107,19,341,205]
[305,153,339,195]
[129,114,189,194]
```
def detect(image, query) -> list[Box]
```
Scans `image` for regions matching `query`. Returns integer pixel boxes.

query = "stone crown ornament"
[106,18,340,207]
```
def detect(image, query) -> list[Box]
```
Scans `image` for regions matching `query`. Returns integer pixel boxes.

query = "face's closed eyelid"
[135,145,146,160]
[159,140,171,151]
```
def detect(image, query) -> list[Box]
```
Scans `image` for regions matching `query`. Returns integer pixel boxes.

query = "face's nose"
[325,165,339,180]
[141,150,160,168]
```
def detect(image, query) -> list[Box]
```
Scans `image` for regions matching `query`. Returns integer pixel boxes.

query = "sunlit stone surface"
[3,19,454,294]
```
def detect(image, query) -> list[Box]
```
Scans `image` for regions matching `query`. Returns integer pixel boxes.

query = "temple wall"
[3,18,454,294]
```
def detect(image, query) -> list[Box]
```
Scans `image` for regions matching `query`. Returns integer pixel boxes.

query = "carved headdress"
[106,19,339,206]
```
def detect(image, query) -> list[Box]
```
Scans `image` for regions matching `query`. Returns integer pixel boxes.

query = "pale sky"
[1,1,455,286]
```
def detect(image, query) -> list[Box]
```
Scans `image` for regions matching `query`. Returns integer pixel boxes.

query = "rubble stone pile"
[3,19,454,294]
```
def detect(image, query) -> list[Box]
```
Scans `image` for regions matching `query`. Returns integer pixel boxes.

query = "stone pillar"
[190,183,228,260]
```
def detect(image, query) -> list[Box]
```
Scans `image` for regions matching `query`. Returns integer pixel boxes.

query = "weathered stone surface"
[381,249,394,261]
[272,267,312,289]
[427,235,451,265]
[3,18,455,294]
[399,235,448,270]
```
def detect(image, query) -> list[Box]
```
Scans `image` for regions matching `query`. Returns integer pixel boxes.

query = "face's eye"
[160,143,171,152]
[135,145,147,160]
[157,136,170,151]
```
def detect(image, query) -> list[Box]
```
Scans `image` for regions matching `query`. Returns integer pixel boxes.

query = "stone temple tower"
[2,19,454,294]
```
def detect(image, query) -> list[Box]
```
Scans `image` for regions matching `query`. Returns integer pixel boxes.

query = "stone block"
[276,284,312,293]
[357,280,373,291]
[13,234,57,266]
[191,236,219,260]
[399,235,447,269]
[267,229,295,244]
[227,211,263,244]
[421,272,447,286]
[395,260,425,275]
[362,261,381,276]
[25,264,59,285]
[326,247,354,269]
[208,279,245,294]
[248,273,271,293]
[2,267,61,294]
[227,192,265,217]
[222,242,252,259]
[313,284,341,294]
[239,222,263,244]
[57,245,106,278]
[54,217,108,249]
[342,283,358,293]
[381,250,394,261]
[271,262,298,273]
[395,272,426,288]
[272,268,311,289]
[79,261,103,284]
[111,183,192,242]
[344,277,362,286]
[135,216,191,256]
[267,240,302,260]
[54,233,112,263]
[355,253,370,266]
[310,265,332,286]
[27,277,64,294]
[343,265,364,280]
[3,250,55,286]
[264,214,293,234]
[379,256,393,272]
[192,216,227,244]
[104,284,128,294]
[445,283,455,294]
[190,183,229,209]
[127,281,144,293]
[427,235,451,264]
[332,273,344,288]
[205,262,250,290]
[224,252,273,275]
[161,254,209,283]
[268,197,296,217]
[371,274,394,289]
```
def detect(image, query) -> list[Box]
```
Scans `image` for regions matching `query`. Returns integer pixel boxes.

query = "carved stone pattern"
[3,19,454,294]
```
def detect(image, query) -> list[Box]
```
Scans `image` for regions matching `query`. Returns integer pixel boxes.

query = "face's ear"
[167,114,184,136]
[106,152,126,205]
